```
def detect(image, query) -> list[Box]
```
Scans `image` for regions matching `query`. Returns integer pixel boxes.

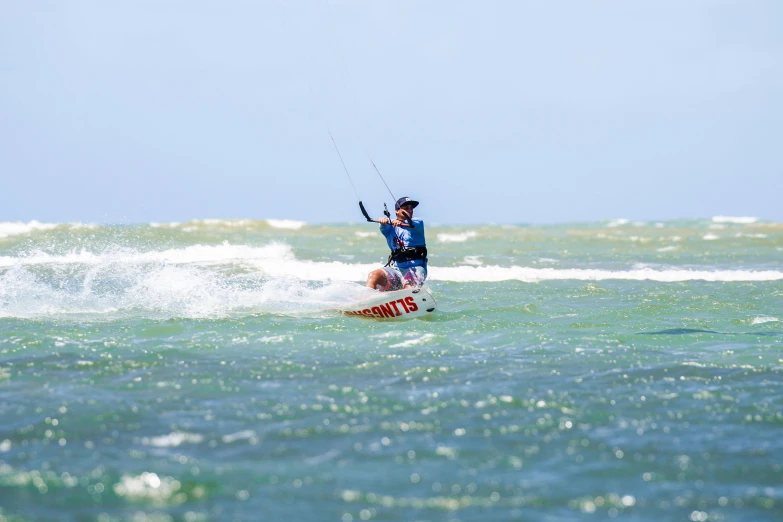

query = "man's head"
[395,197,419,219]
[395,197,419,210]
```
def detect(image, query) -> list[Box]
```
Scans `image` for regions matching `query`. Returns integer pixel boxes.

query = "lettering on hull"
[342,295,427,318]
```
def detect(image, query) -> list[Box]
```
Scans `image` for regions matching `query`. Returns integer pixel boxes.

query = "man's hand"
[380,211,410,226]
[390,208,411,226]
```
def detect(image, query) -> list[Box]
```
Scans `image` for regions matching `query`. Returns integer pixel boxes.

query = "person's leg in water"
[366,267,402,291]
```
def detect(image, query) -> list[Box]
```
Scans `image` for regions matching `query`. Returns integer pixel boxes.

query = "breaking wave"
[432,266,783,283]
[712,216,758,224]
[0,221,98,238]
[2,241,782,319]
[437,231,477,243]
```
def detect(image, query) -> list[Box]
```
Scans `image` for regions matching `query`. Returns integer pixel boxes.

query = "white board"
[336,287,437,320]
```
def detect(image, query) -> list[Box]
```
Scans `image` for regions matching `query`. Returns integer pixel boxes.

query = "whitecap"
[141,432,204,448]
[712,216,758,224]
[199,218,257,228]
[149,221,181,228]
[266,219,306,230]
[702,234,720,241]
[113,472,181,501]
[606,219,629,228]
[0,242,294,269]
[0,221,58,238]
[222,430,257,443]
[751,317,779,325]
[428,266,783,283]
[390,333,437,348]
[436,231,477,243]
[69,223,99,230]
[258,335,292,343]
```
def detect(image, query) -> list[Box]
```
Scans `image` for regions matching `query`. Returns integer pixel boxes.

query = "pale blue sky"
[1,1,781,224]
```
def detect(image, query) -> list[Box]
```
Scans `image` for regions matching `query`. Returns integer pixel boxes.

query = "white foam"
[200,218,243,226]
[390,333,437,348]
[113,472,181,502]
[702,234,720,241]
[3,241,783,319]
[428,265,783,283]
[0,244,377,319]
[222,430,257,443]
[712,216,758,224]
[606,219,630,228]
[266,219,306,230]
[0,242,292,268]
[148,219,306,230]
[141,432,204,448]
[0,221,58,238]
[751,316,779,325]
[437,231,477,243]
[258,335,293,343]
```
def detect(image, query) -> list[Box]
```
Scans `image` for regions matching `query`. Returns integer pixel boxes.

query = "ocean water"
[1,217,782,521]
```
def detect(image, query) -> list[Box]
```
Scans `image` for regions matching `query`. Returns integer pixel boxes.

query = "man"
[365,196,428,291]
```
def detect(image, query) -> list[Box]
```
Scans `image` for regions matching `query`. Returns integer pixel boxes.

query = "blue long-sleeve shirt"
[380,218,427,269]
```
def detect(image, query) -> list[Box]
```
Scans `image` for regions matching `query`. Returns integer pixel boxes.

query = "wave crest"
[712,216,758,224]
[2,240,782,319]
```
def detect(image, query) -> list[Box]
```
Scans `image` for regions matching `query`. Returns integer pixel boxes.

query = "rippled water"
[1,219,782,521]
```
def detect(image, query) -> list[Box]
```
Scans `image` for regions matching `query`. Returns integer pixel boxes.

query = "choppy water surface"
[1,218,782,521]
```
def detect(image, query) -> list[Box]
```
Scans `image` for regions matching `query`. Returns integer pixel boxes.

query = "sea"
[1,217,781,521]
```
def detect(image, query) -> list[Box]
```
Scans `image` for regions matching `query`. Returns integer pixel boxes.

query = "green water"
[1,219,782,521]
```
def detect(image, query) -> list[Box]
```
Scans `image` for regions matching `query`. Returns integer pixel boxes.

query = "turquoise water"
[1,218,782,521]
